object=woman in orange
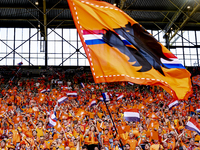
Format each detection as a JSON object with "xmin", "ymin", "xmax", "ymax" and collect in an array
[
  {"xmin": 101, "ymin": 128, "xmax": 111, "ymax": 150},
  {"xmin": 85, "ymin": 125, "xmax": 99, "ymax": 150}
]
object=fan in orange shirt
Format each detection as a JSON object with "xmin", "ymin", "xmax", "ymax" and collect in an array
[
  {"xmin": 148, "ymin": 113, "xmax": 160, "ymax": 130},
  {"xmin": 88, "ymin": 109, "xmax": 95, "ymax": 120},
  {"xmin": 149, "ymin": 128, "xmax": 159, "ymax": 142},
  {"xmin": 126, "ymin": 132, "xmax": 138, "ymax": 150},
  {"xmin": 20, "ymin": 132, "xmax": 35, "ymax": 148},
  {"xmin": 30, "ymin": 118, "xmax": 47, "ymax": 138},
  {"xmin": 166, "ymin": 133, "xmax": 176, "ymax": 150},
  {"xmin": 125, "ymin": 122, "xmax": 139, "ymax": 136},
  {"xmin": 13, "ymin": 112, "xmax": 23, "ymax": 124},
  {"xmin": 101, "ymin": 129, "xmax": 111, "ymax": 150},
  {"xmin": 116, "ymin": 120, "xmax": 126, "ymax": 136},
  {"xmin": 73, "ymin": 126, "xmax": 84, "ymax": 147},
  {"xmin": 6, "ymin": 131, "xmax": 15, "ymax": 148},
  {"xmin": 69, "ymin": 138, "xmax": 80, "ymax": 150},
  {"xmin": 150, "ymin": 139, "xmax": 163, "ymax": 150},
  {"xmin": 19, "ymin": 140, "xmax": 26, "ymax": 150},
  {"xmin": 112, "ymin": 139, "xmax": 122, "ymax": 150},
  {"xmin": 7, "ymin": 124, "xmax": 21, "ymax": 146},
  {"xmin": 85, "ymin": 125, "xmax": 99, "ymax": 150}
]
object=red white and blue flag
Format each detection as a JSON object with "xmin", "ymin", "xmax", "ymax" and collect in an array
[
  {"xmin": 196, "ymin": 108, "xmax": 200, "ymax": 113},
  {"xmin": 185, "ymin": 118, "xmax": 200, "ymax": 135},
  {"xmin": 83, "ymin": 30, "xmax": 106, "ymax": 45},
  {"xmin": 128, "ymin": 82, "xmax": 134, "ymax": 86},
  {"xmin": 161, "ymin": 53, "xmax": 185, "ymax": 69},
  {"xmin": 40, "ymin": 89, "xmax": 46, "ymax": 93},
  {"xmin": 100, "ymin": 96, "xmax": 103, "ymax": 101},
  {"xmin": 17, "ymin": 62, "xmax": 23, "ymax": 66},
  {"xmin": 49, "ymin": 110, "xmax": 57, "ymax": 127},
  {"xmin": 117, "ymin": 93, "xmax": 124, "ymax": 100},
  {"xmin": 67, "ymin": 91, "xmax": 77, "ymax": 97},
  {"xmin": 124, "ymin": 109, "xmax": 140, "ymax": 122},
  {"xmin": 168, "ymin": 99, "xmax": 179, "ymax": 110},
  {"xmin": 89, "ymin": 100, "xmax": 97, "ymax": 107},
  {"xmin": 58, "ymin": 96, "xmax": 68, "ymax": 105},
  {"xmin": 102, "ymin": 92, "xmax": 110, "ymax": 102},
  {"xmin": 81, "ymin": 83, "xmax": 85, "ymax": 88}
]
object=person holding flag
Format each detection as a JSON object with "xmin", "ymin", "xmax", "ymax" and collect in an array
[{"xmin": 29, "ymin": 116, "xmax": 48, "ymax": 138}]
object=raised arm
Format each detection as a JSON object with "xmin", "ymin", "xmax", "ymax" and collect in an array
[
  {"xmin": 29, "ymin": 117, "xmax": 37, "ymax": 129},
  {"xmin": 43, "ymin": 116, "xmax": 49, "ymax": 130}
]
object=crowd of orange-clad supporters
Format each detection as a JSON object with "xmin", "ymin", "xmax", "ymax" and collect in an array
[{"xmin": 0, "ymin": 77, "xmax": 200, "ymax": 150}]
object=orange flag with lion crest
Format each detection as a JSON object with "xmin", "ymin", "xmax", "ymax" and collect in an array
[{"xmin": 68, "ymin": 0, "xmax": 191, "ymax": 99}]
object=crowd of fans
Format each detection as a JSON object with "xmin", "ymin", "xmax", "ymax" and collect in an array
[{"xmin": 0, "ymin": 74, "xmax": 200, "ymax": 150}]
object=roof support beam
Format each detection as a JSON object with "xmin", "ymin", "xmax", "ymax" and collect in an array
[
  {"xmin": 0, "ymin": 31, "xmax": 38, "ymax": 66},
  {"xmin": 170, "ymin": 31, "xmax": 185, "ymax": 46},
  {"xmin": 0, "ymin": 18, "xmax": 73, "ymax": 22},
  {"xmin": 43, "ymin": 0, "xmax": 47, "ymax": 40},
  {"xmin": 1, "ymin": 6, "xmax": 200, "ymax": 13},
  {"xmin": 120, "ymin": 0, "xmax": 126, "ymax": 9},
  {"xmin": 164, "ymin": 0, "xmax": 188, "ymax": 33},
  {"xmin": 0, "ymin": 18, "xmax": 200, "ymax": 26},
  {"xmin": 46, "ymin": 0, "xmax": 62, "ymax": 14},
  {"xmin": 43, "ymin": 0, "xmax": 48, "ymax": 67},
  {"xmin": 0, "ymin": 4, "xmax": 68, "ymax": 10},
  {"xmin": 0, "ymin": 7, "xmax": 196, "ymax": 12},
  {"xmin": 169, "ymin": 3, "xmax": 200, "ymax": 41}
]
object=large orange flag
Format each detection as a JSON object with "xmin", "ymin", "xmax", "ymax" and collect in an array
[{"xmin": 68, "ymin": 0, "xmax": 191, "ymax": 99}]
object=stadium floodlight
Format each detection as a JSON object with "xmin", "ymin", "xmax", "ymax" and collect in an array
[{"xmin": 35, "ymin": 1, "xmax": 39, "ymax": 5}]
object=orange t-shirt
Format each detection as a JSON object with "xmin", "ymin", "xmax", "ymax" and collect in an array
[
  {"xmin": 101, "ymin": 134, "xmax": 110, "ymax": 146},
  {"xmin": 150, "ymin": 144, "xmax": 163, "ymax": 150},
  {"xmin": 167, "ymin": 140, "xmax": 176, "ymax": 150},
  {"xmin": 89, "ymin": 131, "xmax": 98, "ymax": 145},
  {"xmin": 127, "ymin": 139, "xmax": 137, "ymax": 150}
]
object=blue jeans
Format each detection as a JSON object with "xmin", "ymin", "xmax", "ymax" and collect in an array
[{"xmin": 109, "ymin": 139, "xmax": 113, "ymax": 148}]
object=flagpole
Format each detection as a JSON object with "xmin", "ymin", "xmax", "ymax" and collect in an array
[
  {"xmin": 5, "ymin": 68, "xmax": 21, "ymax": 90},
  {"xmin": 101, "ymin": 93, "xmax": 124, "ymax": 148}
]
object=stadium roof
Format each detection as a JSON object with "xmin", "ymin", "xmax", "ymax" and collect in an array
[{"xmin": 0, "ymin": 0, "xmax": 200, "ymax": 39}]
